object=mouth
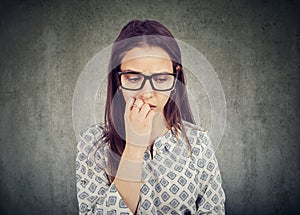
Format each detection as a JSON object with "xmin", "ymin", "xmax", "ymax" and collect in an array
[{"xmin": 148, "ymin": 104, "xmax": 156, "ymax": 110}]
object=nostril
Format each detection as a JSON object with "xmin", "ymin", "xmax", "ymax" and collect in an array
[{"xmin": 140, "ymin": 92, "xmax": 154, "ymax": 100}]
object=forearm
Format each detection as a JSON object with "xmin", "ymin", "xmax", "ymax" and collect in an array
[{"xmin": 114, "ymin": 145, "xmax": 146, "ymax": 214}]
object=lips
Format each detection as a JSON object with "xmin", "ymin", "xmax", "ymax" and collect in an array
[{"xmin": 148, "ymin": 104, "xmax": 156, "ymax": 110}]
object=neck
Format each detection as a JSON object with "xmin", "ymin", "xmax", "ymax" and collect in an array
[{"xmin": 150, "ymin": 113, "xmax": 168, "ymax": 143}]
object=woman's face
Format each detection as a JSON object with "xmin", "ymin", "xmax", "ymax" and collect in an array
[{"xmin": 119, "ymin": 46, "xmax": 173, "ymax": 113}]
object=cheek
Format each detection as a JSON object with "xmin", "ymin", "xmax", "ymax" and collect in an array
[
  {"xmin": 121, "ymin": 90, "xmax": 139, "ymax": 103},
  {"xmin": 158, "ymin": 92, "xmax": 171, "ymax": 106}
]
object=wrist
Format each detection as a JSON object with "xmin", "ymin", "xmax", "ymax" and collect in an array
[{"xmin": 123, "ymin": 144, "xmax": 147, "ymax": 160}]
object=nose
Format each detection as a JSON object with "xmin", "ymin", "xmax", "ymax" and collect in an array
[{"xmin": 139, "ymin": 79, "xmax": 154, "ymax": 98}]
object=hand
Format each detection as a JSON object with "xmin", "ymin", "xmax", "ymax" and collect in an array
[{"xmin": 124, "ymin": 97, "xmax": 156, "ymax": 148}]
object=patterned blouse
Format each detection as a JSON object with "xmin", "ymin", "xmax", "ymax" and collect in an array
[{"xmin": 76, "ymin": 121, "xmax": 225, "ymax": 214}]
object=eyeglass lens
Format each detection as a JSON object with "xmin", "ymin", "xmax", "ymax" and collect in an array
[{"xmin": 120, "ymin": 73, "xmax": 175, "ymax": 90}]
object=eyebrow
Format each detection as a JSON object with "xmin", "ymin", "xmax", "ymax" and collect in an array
[
  {"xmin": 121, "ymin": 69, "xmax": 173, "ymax": 74},
  {"xmin": 121, "ymin": 69, "xmax": 141, "ymax": 74}
]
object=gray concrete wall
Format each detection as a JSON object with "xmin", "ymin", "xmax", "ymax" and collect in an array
[{"xmin": 0, "ymin": 0, "xmax": 299, "ymax": 214}]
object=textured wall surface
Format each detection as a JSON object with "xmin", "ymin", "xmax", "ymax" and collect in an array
[{"xmin": 0, "ymin": 0, "xmax": 299, "ymax": 214}]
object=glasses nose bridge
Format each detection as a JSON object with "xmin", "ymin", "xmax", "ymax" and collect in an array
[{"xmin": 141, "ymin": 75, "xmax": 154, "ymax": 91}]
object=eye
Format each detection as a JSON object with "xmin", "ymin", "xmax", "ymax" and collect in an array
[
  {"xmin": 126, "ymin": 75, "xmax": 143, "ymax": 83},
  {"xmin": 155, "ymin": 78, "xmax": 167, "ymax": 83},
  {"xmin": 153, "ymin": 75, "xmax": 169, "ymax": 83}
]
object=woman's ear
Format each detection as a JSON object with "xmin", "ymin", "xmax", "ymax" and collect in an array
[{"xmin": 176, "ymin": 65, "xmax": 181, "ymax": 72}]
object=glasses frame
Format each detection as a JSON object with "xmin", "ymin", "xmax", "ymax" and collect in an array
[{"xmin": 118, "ymin": 71, "xmax": 177, "ymax": 91}]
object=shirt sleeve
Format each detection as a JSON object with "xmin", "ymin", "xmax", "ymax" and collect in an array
[
  {"xmin": 195, "ymin": 131, "xmax": 226, "ymax": 214},
  {"xmin": 75, "ymin": 126, "xmax": 133, "ymax": 215}
]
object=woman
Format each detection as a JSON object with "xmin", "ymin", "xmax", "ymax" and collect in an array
[{"xmin": 76, "ymin": 20, "xmax": 225, "ymax": 214}]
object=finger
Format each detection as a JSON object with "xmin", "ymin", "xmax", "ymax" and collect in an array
[
  {"xmin": 125, "ymin": 97, "xmax": 136, "ymax": 114},
  {"xmin": 130, "ymin": 98, "xmax": 144, "ymax": 115},
  {"xmin": 139, "ymin": 103, "xmax": 151, "ymax": 119},
  {"xmin": 131, "ymin": 104, "xmax": 141, "ymax": 116},
  {"xmin": 134, "ymin": 98, "xmax": 144, "ymax": 109}
]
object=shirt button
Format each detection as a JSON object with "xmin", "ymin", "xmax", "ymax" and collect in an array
[{"xmin": 144, "ymin": 152, "xmax": 150, "ymax": 160}]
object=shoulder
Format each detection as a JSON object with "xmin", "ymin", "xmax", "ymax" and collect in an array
[
  {"xmin": 182, "ymin": 121, "xmax": 208, "ymax": 141},
  {"xmin": 77, "ymin": 123, "xmax": 107, "ymax": 154},
  {"xmin": 79, "ymin": 123, "xmax": 105, "ymax": 142},
  {"xmin": 181, "ymin": 120, "xmax": 212, "ymax": 151}
]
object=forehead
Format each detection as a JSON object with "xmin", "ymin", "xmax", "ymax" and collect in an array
[{"xmin": 121, "ymin": 46, "xmax": 173, "ymax": 73}]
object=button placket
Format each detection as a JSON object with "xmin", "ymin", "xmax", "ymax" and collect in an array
[
  {"xmin": 162, "ymin": 144, "xmax": 170, "ymax": 155},
  {"xmin": 153, "ymin": 138, "xmax": 163, "ymax": 156},
  {"xmin": 143, "ymin": 151, "xmax": 150, "ymax": 161}
]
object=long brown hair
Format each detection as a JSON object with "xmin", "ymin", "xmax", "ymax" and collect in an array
[{"xmin": 103, "ymin": 20, "xmax": 195, "ymax": 163}]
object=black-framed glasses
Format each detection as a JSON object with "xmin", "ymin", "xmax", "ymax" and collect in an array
[{"xmin": 118, "ymin": 71, "xmax": 177, "ymax": 91}]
